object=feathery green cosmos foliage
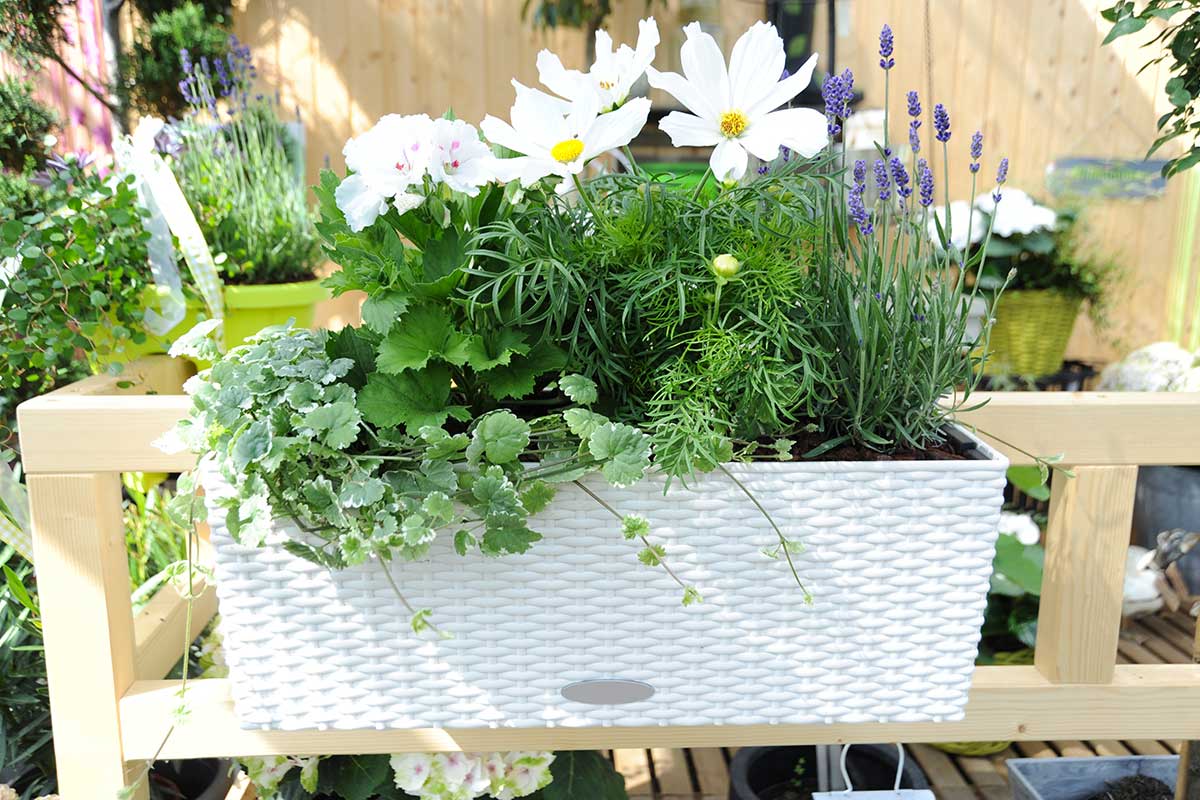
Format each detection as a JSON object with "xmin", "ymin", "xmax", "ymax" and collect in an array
[{"xmin": 179, "ymin": 22, "xmax": 1006, "ymax": 624}]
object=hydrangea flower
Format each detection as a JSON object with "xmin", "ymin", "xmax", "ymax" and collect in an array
[
  {"xmin": 536, "ymin": 17, "xmax": 659, "ymax": 110},
  {"xmin": 646, "ymin": 21, "xmax": 826, "ymax": 182},
  {"xmin": 927, "ymin": 200, "xmax": 984, "ymax": 252},
  {"xmin": 391, "ymin": 751, "xmax": 554, "ymax": 800},
  {"xmin": 998, "ymin": 510, "xmax": 1041, "ymax": 546},
  {"xmin": 481, "ymin": 84, "xmax": 650, "ymax": 190},
  {"xmin": 335, "ymin": 113, "xmax": 434, "ymax": 231},
  {"xmin": 1097, "ymin": 342, "xmax": 1200, "ymax": 392}
]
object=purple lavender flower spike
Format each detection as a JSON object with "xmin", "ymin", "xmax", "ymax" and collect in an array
[
  {"xmin": 873, "ymin": 159, "xmax": 891, "ymax": 202},
  {"xmin": 780, "ymin": 67, "xmax": 790, "ymax": 80},
  {"xmin": 969, "ymin": 131, "xmax": 983, "ymax": 173},
  {"xmin": 879, "ymin": 25, "xmax": 895, "ymax": 70},
  {"xmin": 933, "ymin": 103, "xmax": 951, "ymax": 143},
  {"xmin": 918, "ymin": 160, "xmax": 934, "ymax": 208},
  {"xmin": 757, "ymin": 164, "xmax": 770, "ymax": 175},
  {"xmin": 909, "ymin": 120, "xmax": 921, "ymax": 155},
  {"xmin": 993, "ymin": 157, "xmax": 1009, "ymax": 202},
  {"xmin": 822, "ymin": 73, "xmax": 844, "ymax": 137},
  {"xmin": 840, "ymin": 69, "xmax": 855, "ymax": 119},
  {"xmin": 890, "ymin": 157, "xmax": 912, "ymax": 199},
  {"xmin": 848, "ymin": 187, "xmax": 873, "ymax": 235},
  {"xmin": 907, "ymin": 90, "xmax": 921, "ymax": 120},
  {"xmin": 853, "ymin": 159, "xmax": 867, "ymax": 184}
]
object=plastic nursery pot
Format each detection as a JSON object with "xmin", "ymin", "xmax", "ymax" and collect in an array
[
  {"xmin": 221, "ymin": 277, "xmax": 329, "ymax": 349},
  {"xmin": 931, "ymin": 649, "xmax": 1035, "ymax": 756},
  {"xmin": 641, "ymin": 160, "xmax": 709, "ymax": 189},
  {"xmin": 150, "ymin": 757, "xmax": 237, "ymax": 800},
  {"xmin": 983, "ymin": 289, "xmax": 1084, "ymax": 377},
  {"xmin": 728, "ymin": 745, "xmax": 931, "ymax": 800},
  {"xmin": 1007, "ymin": 755, "xmax": 1177, "ymax": 800}
]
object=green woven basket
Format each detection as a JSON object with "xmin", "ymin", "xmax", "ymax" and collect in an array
[
  {"xmin": 983, "ymin": 290, "xmax": 1083, "ymax": 377},
  {"xmin": 930, "ymin": 649, "xmax": 1036, "ymax": 756}
]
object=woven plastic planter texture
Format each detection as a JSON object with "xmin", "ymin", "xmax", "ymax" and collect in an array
[{"xmin": 203, "ymin": 427, "xmax": 1007, "ymax": 731}]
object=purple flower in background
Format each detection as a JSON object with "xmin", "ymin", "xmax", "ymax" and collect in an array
[
  {"xmin": 890, "ymin": 156, "xmax": 912, "ymax": 199},
  {"xmin": 839, "ymin": 68, "xmax": 855, "ymax": 119},
  {"xmin": 993, "ymin": 157, "xmax": 1009, "ymax": 202},
  {"xmin": 180, "ymin": 48, "xmax": 193, "ymax": 75},
  {"xmin": 933, "ymin": 103, "xmax": 951, "ymax": 143},
  {"xmin": 853, "ymin": 159, "xmax": 867, "ymax": 184},
  {"xmin": 822, "ymin": 73, "xmax": 844, "ymax": 136},
  {"xmin": 757, "ymin": 164, "xmax": 770, "ymax": 175},
  {"xmin": 918, "ymin": 158, "xmax": 934, "ymax": 207},
  {"xmin": 780, "ymin": 67, "xmax": 790, "ymax": 81},
  {"xmin": 873, "ymin": 159, "xmax": 891, "ymax": 202},
  {"xmin": 879, "ymin": 24, "xmax": 895, "ymax": 70},
  {"xmin": 849, "ymin": 159, "xmax": 873, "ymax": 234},
  {"xmin": 907, "ymin": 90, "xmax": 921, "ymax": 120},
  {"xmin": 969, "ymin": 130, "xmax": 983, "ymax": 173},
  {"xmin": 154, "ymin": 124, "xmax": 183, "ymax": 157},
  {"xmin": 909, "ymin": 120, "xmax": 921, "ymax": 155}
]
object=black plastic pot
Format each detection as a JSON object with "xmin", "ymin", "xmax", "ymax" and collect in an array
[
  {"xmin": 149, "ymin": 758, "xmax": 236, "ymax": 800},
  {"xmin": 728, "ymin": 745, "xmax": 930, "ymax": 800},
  {"xmin": 1133, "ymin": 465, "xmax": 1200, "ymax": 592}
]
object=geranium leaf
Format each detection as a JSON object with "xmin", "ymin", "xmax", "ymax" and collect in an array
[
  {"xmin": 418, "ymin": 425, "xmax": 470, "ymax": 459},
  {"xmin": 481, "ymin": 519, "xmax": 542, "ymax": 556},
  {"xmin": 481, "ymin": 342, "xmax": 567, "ymax": 399},
  {"xmin": 463, "ymin": 329, "xmax": 530, "ymax": 371},
  {"xmin": 301, "ymin": 401, "xmax": 361, "ymax": 449},
  {"xmin": 562, "ymin": 408, "xmax": 609, "ymax": 440},
  {"xmin": 588, "ymin": 422, "xmax": 652, "ymax": 487},
  {"xmin": 377, "ymin": 305, "xmax": 471, "ymax": 373},
  {"xmin": 540, "ymin": 751, "xmax": 627, "ymax": 800},
  {"xmin": 316, "ymin": 755, "xmax": 393, "ymax": 800},
  {"xmin": 360, "ymin": 291, "xmax": 410, "ymax": 336},
  {"xmin": 521, "ymin": 480, "xmax": 557, "ymax": 514},
  {"xmin": 357, "ymin": 365, "xmax": 453, "ymax": 433}
]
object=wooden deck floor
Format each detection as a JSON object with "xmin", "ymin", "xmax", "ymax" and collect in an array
[{"xmin": 611, "ymin": 609, "xmax": 1196, "ymax": 800}]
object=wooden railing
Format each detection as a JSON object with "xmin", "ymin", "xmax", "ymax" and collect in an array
[{"xmin": 16, "ymin": 356, "xmax": 1200, "ymax": 798}]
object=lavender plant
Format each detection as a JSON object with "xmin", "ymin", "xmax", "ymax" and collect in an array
[{"xmin": 168, "ymin": 37, "xmax": 320, "ymax": 286}]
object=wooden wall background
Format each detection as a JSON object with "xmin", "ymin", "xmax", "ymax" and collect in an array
[{"xmin": 234, "ymin": 0, "xmax": 1197, "ymax": 362}]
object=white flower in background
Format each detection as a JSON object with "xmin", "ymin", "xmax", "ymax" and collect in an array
[
  {"xmin": 480, "ymin": 85, "xmax": 650, "ymax": 188},
  {"xmin": 428, "ymin": 118, "xmax": 499, "ymax": 196},
  {"xmin": 974, "ymin": 188, "xmax": 1057, "ymax": 237},
  {"xmin": 998, "ymin": 510, "xmax": 1041, "ymax": 546},
  {"xmin": 336, "ymin": 113, "xmax": 434, "ymax": 232},
  {"xmin": 645, "ymin": 21, "xmax": 826, "ymax": 182},
  {"xmin": 241, "ymin": 755, "xmax": 300, "ymax": 795},
  {"xmin": 1097, "ymin": 341, "xmax": 1200, "ymax": 392},
  {"xmin": 392, "ymin": 752, "xmax": 437, "ymax": 793},
  {"xmin": 537, "ymin": 17, "xmax": 660, "ymax": 109},
  {"xmin": 1177, "ymin": 367, "xmax": 1200, "ymax": 391},
  {"xmin": 0, "ymin": 786, "xmax": 18, "ymax": 800},
  {"xmin": 927, "ymin": 200, "xmax": 986, "ymax": 252}
]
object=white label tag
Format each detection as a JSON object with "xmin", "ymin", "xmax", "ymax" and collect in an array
[{"xmin": 814, "ymin": 791, "xmax": 935, "ymax": 799}]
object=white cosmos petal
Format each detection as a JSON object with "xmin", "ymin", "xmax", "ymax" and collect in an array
[
  {"xmin": 594, "ymin": 29, "xmax": 615, "ymax": 64},
  {"xmin": 646, "ymin": 66, "xmax": 717, "ymax": 121},
  {"xmin": 335, "ymin": 173, "xmax": 388, "ymax": 232},
  {"xmin": 480, "ymin": 115, "xmax": 549, "ymax": 160},
  {"xmin": 728, "ymin": 21, "xmax": 786, "ymax": 117},
  {"xmin": 511, "ymin": 82, "xmax": 572, "ymax": 146},
  {"xmin": 747, "ymin": 52, "xmax": 819, "ymax": 118},
  {"xmin": 680, "ymin": 22, "xmax": 730, "ymax": 112},
  {"xmin": 564, "ymin": 89, "xmax": 601, "ymax": 141},
  {"xmin": 618, "ymin": 17, "xmax": 660, "ymax": 102},
  {"xmin": 535, "ymin": 50, "xmax": 587, "ymax": 103},
  {"xmin": 711, "ymin": 138, "xmax": 748, "ymax": 182},
  {"xmin": 658, "ymin": 110, "xmax": 722, "ymax": 147},
  {"xmin": 582, "ymin": 97, "xmax": 651, "ymax": 160},
  {"xmin": 490, "ymin": 155, "xmax": 568, "ymax": 187},
  {"xmin": 770, "ymin": 107, "xmax": 830, "ymax": 158}
]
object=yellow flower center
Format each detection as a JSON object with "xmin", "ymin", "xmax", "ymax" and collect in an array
[
  {"xmin": 550, "ymin": 138, "xmax": 585, "ymax": 163},
  {"xmin": 598, "ymin": 79, "xmax": 615, "ymax": 90},
  {"xmin": 719, "ymin": 110, "xmax": 748, "ymax": 138}
]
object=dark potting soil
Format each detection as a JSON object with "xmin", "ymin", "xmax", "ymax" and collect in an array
[
  {"xmin": 1084, "ymin": 775, "xmax": 1174, "ymax": 800},
  {"xmin": 759, "ymin": 784, "xmax": 813, "ymax": 800},
  {"xmin": 745, "ymin": 425, "xmax": 977, "ymax": 463}
]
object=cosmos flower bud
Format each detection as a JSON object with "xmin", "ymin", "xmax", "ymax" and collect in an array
[{"xmin": 711, "ymin": 253, "xmax": 741, "ymax": 280}]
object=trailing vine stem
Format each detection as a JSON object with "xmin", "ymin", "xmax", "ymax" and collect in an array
[
  {"xmin": 571, "ymin": 479, "xmax": 688, "ymax": 591},
  {"xmin": 956, "ymin": 423, "xmax": 1075, "ymax": 481},
  {"xmin": 717, "ymin": 464, "xmax": 812, "ymax": 603},
  {"xmin": 375, "ymin": 556, "xmax": 449, "ymax": 639}
]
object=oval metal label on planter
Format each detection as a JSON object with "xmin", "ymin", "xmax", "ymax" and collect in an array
[{"xmin": 560, "ymin": 679, "xmax": 655, "ymax": 705}]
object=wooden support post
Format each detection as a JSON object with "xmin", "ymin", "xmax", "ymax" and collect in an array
[
  {"xmin": 1177, "ymin": 621, "xmax": 1200, "ymax": 800},
  {"xmin": 1035, "ymin": 465, "xmax": 1138, "ymax": 684},
  {"xmin": 28, "ymin": 472, "xmax": 148, "ymax": 799}
]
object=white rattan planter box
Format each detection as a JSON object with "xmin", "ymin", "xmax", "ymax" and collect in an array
[{"xmin": 202, "ymin": 427, "xmax": 1008, "ymax": 731}]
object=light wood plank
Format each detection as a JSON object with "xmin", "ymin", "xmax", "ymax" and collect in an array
[
  {"xmin": 1036, "ymin": 466, "xmax": 1138, "ymax": 683},
  {"xmin": 133, "ymin": 570, "xmax": 218, "ymax": 680},
  {"xmin": 689, "ymin": 747, "xmax": 729, "ymax": 799},
  {"xmin": 225, "ymin": 771, "xmax": 256, "ymax": 800},
  {"xmin": 118, "ymin": 665, "xmax": 1200, "ymax": 760},
  {"xmin": 650, "ymin": 747, "xmax": 694, "ymax": 797},
  {"xmin": 613, "ymin": 749, "xmax": 653, "ymax": 798},
  {"xmin": 19, "ymin": 391, "xmax": 1200, "ymax": 474},
  {"xmin": 30, "ymin": 473, "xmax": 147, "ymax": 798}
]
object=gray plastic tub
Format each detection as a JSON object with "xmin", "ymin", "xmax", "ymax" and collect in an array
[{"xmin": 1007, "ymin": 755, "xmax": 1178, "ymax": 800}]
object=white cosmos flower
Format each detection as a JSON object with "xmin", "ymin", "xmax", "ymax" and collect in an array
[
  {"xmin": 336, "ymin": 113, "xmax": 434, "ymax": 231},
  {"xmin": 927, "ymin": 200, "xmax": 986, "ymax": 252},
  {"xmin": 645, "ymin": 21, "xmax": 826, "ymax": 182},
  {"xmin": 974, "ymin": 188, "xmax": 1057, "ymax": 237},
  {"xmin": 536, "ymin": 17, "xmax": 660, "ymax": 109},
  {"xmin": 428, "ymin": 118, "xmax": 498, "ymax": 196},
  {"xmin": 480, "ymin": 83, "xmax": 650, "ymax": 188}
]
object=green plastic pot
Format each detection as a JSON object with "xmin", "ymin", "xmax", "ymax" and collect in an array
[
  {"xmin": 221, "ymin": 278, "xmax": 329, "ymax": 348},
  {"xmin": 640, "ymin": 161, "xmax": 709, "ymax": 189},
  {"xmin": 85, "ymin": 286, "xmax": 204, "ymax": 374}
]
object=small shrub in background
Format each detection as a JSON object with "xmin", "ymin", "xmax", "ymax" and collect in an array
[
  {"xmin": 0, "ymin": 78, "xmax": 57, "ymax": 172},
  {"xmin": 115, "ymin": 0, "xmax": 232, "ymax": 119}
]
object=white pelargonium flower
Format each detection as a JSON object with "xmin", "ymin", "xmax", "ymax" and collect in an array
[
  {"xmin": 537, "ymin": 17, "xmax": 660, "ymax": 109},
  {"xmin": 391, "ymin": 752, "xmax": 552, "ymax": 800},
  {"xmin": 428, "ymin": 118, "xmax": 499, "ymax": 196},
  {"xmin": 927, "ymin": 200, "xmax": 986, "ymax": 252},
  {"xmin": 998, "ymin": 511, "xmax": 1041, "ymax": 546},
  {"xmin": 480, "ymin": 84, "xmax": 650, "ymax": 188},
  {"xmin": 974, "ymin": 188, "xmax": 1057, "ymax": 238},
  {"xmin": 646, "ymin": 21, "xmax": 826, "ymax": 182},
  {"xmin": 336, "ymin": 113, "xmax": 434, "ymax": 232},
  {"xmin": 392, "ymin": 752, "xmax": 436, "ymax": 793}
]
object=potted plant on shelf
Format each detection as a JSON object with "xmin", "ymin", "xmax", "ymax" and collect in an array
[
  {"xmin": 935, "ymin": 190, "xmax": 1119, "ymax": 377},
  {"xmin": 161, "ymin": 39, "xmax": 325, "ymax": 349},
  {"xmin": 165, "ymin": 19, "xmax": 1030, "ymax": 733}
]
